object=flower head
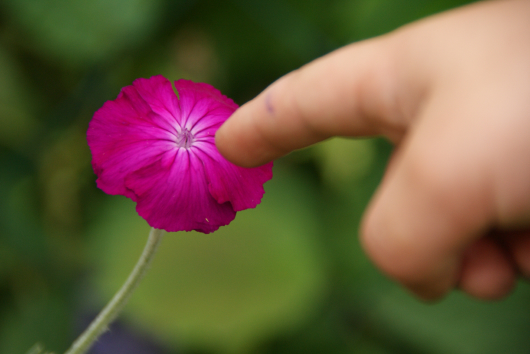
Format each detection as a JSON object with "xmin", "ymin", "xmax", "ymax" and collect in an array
[{"xmin": 87, "ymin": 75, "xmax": 273, "ymax": 233}]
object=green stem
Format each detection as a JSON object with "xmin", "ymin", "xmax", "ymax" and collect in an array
[{"xmin": 64, "ymin": 227, "xmax": 165, "ymax": 354}]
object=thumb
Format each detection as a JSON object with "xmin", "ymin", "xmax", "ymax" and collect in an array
[{"xmin": 215, "ymin": 37, "xmax": 407, "ymax": 167}]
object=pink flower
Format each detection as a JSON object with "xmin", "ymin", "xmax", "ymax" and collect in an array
[{"xmin": 87, "ymin": 75, "xmax": 273, "ymax": 233}]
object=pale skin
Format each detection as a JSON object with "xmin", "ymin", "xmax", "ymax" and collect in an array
[{"xmin": 215, "ymin": 0, "xmax": 530, "ymax": 301}]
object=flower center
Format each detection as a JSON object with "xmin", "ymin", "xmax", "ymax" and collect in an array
[{"xmin": 176, "ymin": 128, "xmax": 195, "ymax": 149}]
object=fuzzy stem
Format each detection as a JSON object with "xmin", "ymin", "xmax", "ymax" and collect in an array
[{"xmin": 64, "ymin": 227, "xmax": 165, "ymax": 354}]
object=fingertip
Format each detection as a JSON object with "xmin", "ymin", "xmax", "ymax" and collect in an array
[
  {"xmin": 360, "ymin": 202, "xmax": 458, "ymax": 301},
  {"xmin": 215, "ymin": 103, "xmax": 275, "ymax": 168},
  {"xmin": 458, "ymin": 238, "xmax": 516, "ymax": 300},
  {"xmin": 215, "ymin": 109, "xmax": 248, "ymax": 166}
]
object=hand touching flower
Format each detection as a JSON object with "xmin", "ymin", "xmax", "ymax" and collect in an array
[
  {"xmin": 216, "ymin": 0, "xmax": 530, "ymax": 300},
  {"xmin": 88, "ymin": 75, "xmax": 272, "ymax": 233}
]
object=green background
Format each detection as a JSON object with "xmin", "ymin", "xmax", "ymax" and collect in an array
[{"xmin": 1, "ymin": 0, "xmax": 529, "ymax": 353}]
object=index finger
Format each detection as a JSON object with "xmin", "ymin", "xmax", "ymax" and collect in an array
[{"xmin": 215, "ymin": 37, "xmax": 406, "ymax": 167}]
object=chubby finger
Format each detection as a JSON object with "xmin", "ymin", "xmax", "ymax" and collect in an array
[
  {"xmin": 216, "ymin": 37, "xmax": 407, "ymax": 167},
  {"xmin": 360, "ymin": 92, "xmax": 500, "ymax": 300}
]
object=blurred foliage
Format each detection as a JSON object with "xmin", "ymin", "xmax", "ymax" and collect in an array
[
  {"xmin": 1, "ymin": 0, "xmax": 529, "ymax": 354},
  {"xmin": 89, "ymin": 163, "xmax": 327, "ymax": 354}
]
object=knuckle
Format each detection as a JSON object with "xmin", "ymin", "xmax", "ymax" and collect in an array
[
  {"xmin": 360, "ymin": 146, "xmax": 465, "ymax": 296},
  {"xmin": 361, "ymin": 208, "xmax": 432, "ymax": 287}
]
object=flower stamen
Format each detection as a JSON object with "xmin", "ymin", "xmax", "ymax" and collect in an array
[{"xmin": 176, "ymin": 128, "xmax": 195, "ymax": 149}]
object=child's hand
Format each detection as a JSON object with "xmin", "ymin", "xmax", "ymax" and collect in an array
[{"xmin": 216, "ymin": 0, "xmax": 530, "ymax": 300}]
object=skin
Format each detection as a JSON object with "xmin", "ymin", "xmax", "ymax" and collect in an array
[{"xmin": 215, "ymin": 0, "xmax": 530, "ymax": 301}]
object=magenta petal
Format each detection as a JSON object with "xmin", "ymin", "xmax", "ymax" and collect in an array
[
  {"xmin": 193, "ymin": 142, "xmax": 273, "ymax": 211},
  {"xmin": 133, "ymin": 75, "xmax": 181, "ymax": 133},
  {"xmin": 87, "ymin": 75, "xmax": 273, "ymax": 233},
  {"xmin": 174, "ymin": 79, "xmax": 238, "ymax": 133},
  {"xmin": 87, "ymin": 84, "xmax": 176, "ymax": 199},
  {"xmin": 126, "ymin": 149, "xmax": 236, "ymax": 233}
]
